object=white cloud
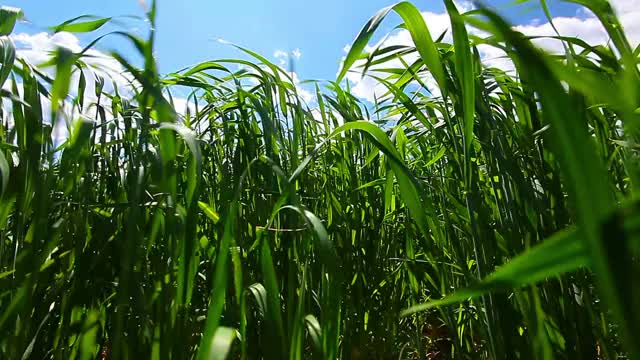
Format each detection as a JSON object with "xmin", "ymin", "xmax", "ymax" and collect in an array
[
  {"xmin": 343, "ymin": 0, "xmax": 640, "ymax": 103},
  {"xmin": 5, "ymin": 31, "xmax": 204, "ymax": 148},
  {"xmin": 169, "ymin": 95, "xmax": 196, "ymax": 117},
  {"xmin": 310, "ymin": 106, "xmax": 345, "ymax": 130},
  {"xmin": 288, "ymin": 71, "xmax": 314, "ymax": 104},
  {"xmin": 273, "ymin": 48, "xmax": 303, "ymax": 66},
  {"xmin": 11, "ymin": 31, "xmax": 133, "ymax": 96},
  {"xmin": 274, "ymin": 49, "xmax": 289, "ymax": 67},
  {"xmin": 271, "ymin": 49, "xmax": 314, "ymax": 104},
  {"xmin": 341, "ymin": 8, "xmax": 454, "ymax": 102},
  {"xmin": 7, "ymin": 31, "xmax": 136, "ymax": 146},
  {"xmin": 292, "ymin": 48, "xmax": 302, "ymax": 60}
]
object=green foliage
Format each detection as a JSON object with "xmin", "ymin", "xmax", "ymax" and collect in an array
[{"xmin": 1, "ymin": 1, "xmax": 639, "ymax": 359}]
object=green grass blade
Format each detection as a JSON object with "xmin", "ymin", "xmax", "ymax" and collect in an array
[
  {"xmin": 401, "ymin": 227, "xmax": 587, "ymax": 316},
  {"xmin": 338, "ymin": 1, "xmax": 446, "ymax": 96},
  {"xmin": 0, "ymin": 6, "xmax": 22, "ymax": 35},
  {"xmin": 51, "ymin": 15, "xmax": 112, "ymax": 33}
]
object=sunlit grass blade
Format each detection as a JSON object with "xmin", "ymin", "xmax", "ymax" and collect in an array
[
  {"xmin": 401, "ymin": 227, "xmax": 587, "ymax": 316},
  {"xmin": 338, "ymin": 1, "xmax": 446, "ymax": 96}
]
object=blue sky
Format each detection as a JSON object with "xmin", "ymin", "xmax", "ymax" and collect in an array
[{"xmin": 10, "ymin": 0, "xmax": 585, "ymax": 81}]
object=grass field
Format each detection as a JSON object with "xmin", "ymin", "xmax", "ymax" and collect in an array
[{"xmin": 1, "ymin": 0, "xmax": 640, "ymax": 358}]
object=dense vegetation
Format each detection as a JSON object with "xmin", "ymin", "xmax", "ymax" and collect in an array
[{"xmin": 1, "ymin": 0, "xmax": 640, "ymax": 358}]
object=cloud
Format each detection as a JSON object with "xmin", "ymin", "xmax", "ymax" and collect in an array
[
  {"xmin": 11, "ymin": 31, "xmax": 133, "ymax": 96},
  {"xmin": 5, "ymin": 31, "xmax": 204, "ymax": 148},
  {"xmin": 291, "ymin": 48, "xmax": 302, "ymax": 60},
  {"xmin": 274, "ymin": 48, "xmax": 302, "ymax": 65},
  {"xmin": 341, "ymin": 8, "xmax": 455, "ymax": 102},
  {"xmin": 272, "ymin": 48, "xmax": 314, "ymax": 104},
  {"xmin": 343, "ymin": 0, "xmax": 640, "ymax": 103},
  {"xmin": 273, "ymin": 49, "xmax": 289, "ymax": 67},
  {"xmin": 7, "ymin": 31, "xmax": 135, "ymax": 145},
  {"xmin": 310, "ymin": 106, "xmax": 345, "ymax": 130},
  {"xmin": 168, "ymin": 95, "xmax": 197, "ymax": 118},
  {"xmin": 290, "ymin": 72, "xmax": 314, "ymax": 104}
]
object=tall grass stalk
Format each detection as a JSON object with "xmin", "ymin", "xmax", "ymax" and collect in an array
[{"xmin": 1, "ymin": 0, "xmax": 639, "ymax": 358}]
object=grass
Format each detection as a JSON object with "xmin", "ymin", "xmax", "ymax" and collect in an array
[{"xmin": 1, "ymin": 0, "xmax": 640, "ymax": 358}]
